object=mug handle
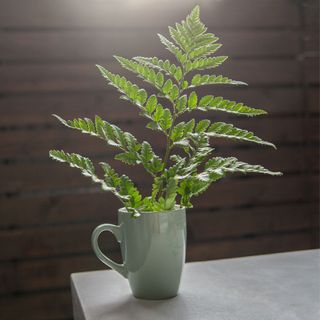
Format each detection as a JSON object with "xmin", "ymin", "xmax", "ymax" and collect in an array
[{"xmin": 91, "ymin": 224, "xmax": 128, "ymax": 278}]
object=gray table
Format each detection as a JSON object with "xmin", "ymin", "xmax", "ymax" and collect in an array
[{"xmin": 71, "ymin": 250, "xmax": 320, "ymax": 320}]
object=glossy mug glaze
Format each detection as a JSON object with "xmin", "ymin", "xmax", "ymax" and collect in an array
[{"xmin": 91, "ymin": 207, "xmax": 186, "ymax": 300}]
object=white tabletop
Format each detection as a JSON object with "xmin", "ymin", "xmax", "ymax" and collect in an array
[{"xmin": 71, "ymin": 250, "xmax": 320, "ymax": 320}]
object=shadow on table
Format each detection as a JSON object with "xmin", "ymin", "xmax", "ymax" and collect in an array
[{"xmin": 95, "ymin": 292, "xmax": 207, "ymax": 320}]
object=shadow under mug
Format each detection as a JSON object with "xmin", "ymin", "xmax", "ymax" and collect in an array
[{"xmin": 91, "ymin": 207, "xmax": 186, "ymax": 300}]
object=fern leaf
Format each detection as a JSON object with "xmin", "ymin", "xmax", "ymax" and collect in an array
[
  {"xmin": 100, "ymin": 162, "xmax": 143, "ymax": 215},
  {"xmin": 205, "ymin": 157, "xmax": 282, "ymax": 177},
  {"xmin": 114, "ymin": 152, "xmax": 139, "ymax": 165},
  {"xmin": 168, "ymin": 6, "xmax": 207, "ymax": 53},
  {"xmin": 96, "ymin": 64, "xmax": 150, "ymax": 108},
  {"xmin": 145, "ymin": 104, "xmax": 173, "ymax": 134},
  {"xmin": 188, "ymin": 56, "xmax": 228, "ymax": 72},
  {"xmin": 49, "ymin": 150, "xmax": 112, "ymax": 191},
  {"xmin": 160, "ymin": 109, "xmax": 173, "ymax": 130},
  {"xmin": 171, "ymin": 122, "xmax": 186, "ymax": 142},
  {"xmin": 189, "ymin": 43, "xmax": 222, "ymax": 60},
  {"xmin": 178, "ymin": 155, "xmax": 282, "ymax": 206},
  {"xmin": 157, "ymin": 33, "xmax": 187, "ymax": 64},
  {"xmin": 185, "ymin": 5, "xmax": 206, "ymax": 39},
  {"xmin": 50, "ymin": 5, "xmax": 282, "ymax": 212},
  {"xmin": 187, "ymin": 134, "xmax": 212, "ymax": 168},
  {"xmin": 140, "ymin": 141, "xmax": 164, "ymax": 175},
  {"xmin": 145, "ymin": 94, "xmax": 158, "ymax": 113},
  {"xmin": 162, "ymin": 177, "xmax": 177, "ymax": 210},
  {"xmin": 118, "ymin": 175, "xmax": 143, "ymax": 209},
  {"xmin": 53, "ymin": 114, "xmax": 141, "ymax": 154},
  {"xmin": 169, "ymin": 24, "xmax": 192, "ymax": 53},
  {"xmin": 114, "ymin": 56, "xmax": 166, "ymax": 90},
  {"xmin": 198, "ymin": 95, "xmax": 267, "ymax": 116},
  {"xmin": 53, "ymin": 115, "xmax": 163, "ymax": 173},
  {"xmin": 206, "ymin": 122, "xmax": 276, "ymax": 148},
  {"xmin": 177, "ymin": 176, "xmax": 210, "ymax": 208},
  {"xmin": 114, "ymin": 56, "xmax": 182, "ymax": 103},
  {"xmin": 190, "ymin": 74, "xmax": 247, "ymax": 88},
  {"xmin": 167, "ymin": 5, "xmax": 220, "ymax": 63},
  {"xmin": 188, "ymin": 91, "xmax": 198, "ymax": 109},
  {"xmin": 134, "ymin": 56, "xmax": 183, "ymax": 83},
  {"xmin": 100, "ymin": 162, "xmax": 121, "ymax": 189},
  {"xmin": 176, "ymin": 94, "xmax": 188, "ymax": 114},
  {"xmin": 195, "ymin": 119, "xmax": 211, "ymax": 133}
]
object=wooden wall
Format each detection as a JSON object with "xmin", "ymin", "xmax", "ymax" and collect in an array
[{"xmin": 0, "ymin": 0, "xmax": 319, "ymax": 319}]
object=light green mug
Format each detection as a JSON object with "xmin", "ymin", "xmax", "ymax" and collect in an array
[{"xmin": 91, "ymin": 207, "xmax": 186, "ymax": 300}]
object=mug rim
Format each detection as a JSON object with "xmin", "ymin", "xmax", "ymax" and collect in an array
[{"xmin": 118, "ymin": 205, "xmax": 186, "ymax": 215}]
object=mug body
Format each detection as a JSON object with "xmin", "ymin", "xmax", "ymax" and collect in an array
[{"xmin": 118, "ymin": 207, "xmax": 186, "ymax": 299}]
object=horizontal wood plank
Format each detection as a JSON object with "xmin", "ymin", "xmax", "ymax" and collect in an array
[
  {"xmin": 187, "ymin": 230, "xmax": 318, "ymax": 261},
  {"xmin": 0, "ymin": 223, "xmax": 104, "ymax": 262},
  {"xmin": 0, "ymin": 192, "xmax": 122, "ymax": 229},
  {"xmin": 188, "ymin": 203, "xmax": 319, "ymax": 241},
  {"xmin": 0, "ymin": 0, "xmax": 300, "ymax": 29},
  {"xmin": 0, "ymin": 253, "xmax": 121, "ymax": 295},
  {"xmin": 303, "ymin": 0, "xmax": 319, "ymax": 29},
  {"xmin": 192, "ymin": 174, "xmax": 318, "ymax": 209},
  {"xmin": 0, "ymin": 291, "xmax": 72, "ymax": 320},
  {"xmin": 303, "ymin": 57, "xmax": 319, "ymax": 84}
]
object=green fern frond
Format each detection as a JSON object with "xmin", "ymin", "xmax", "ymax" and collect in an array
[
  {"xmin": 171, "ymin": 119, "xmax": 275, "ymax": 149},
  {"xmin": 157, "ymin": 33, "xmax": 187, "ymax": 64},
  {"xmin": 190, "ymin": 74, "xmax": 247, "ymax": 88},
  {"xmin": 206, "ymin": 122, "xmax": 276, "ymax": 148},
  {"xmin": 166, "ymin": 5, "xmax": 222, "ymax": 72},
  {"xmin": 205, "ymin": 157, "xmax": 282, "ymax": 177},
  {"xmin": 49, "ymin": 150, "xmax": 112, "ymax": 191},
  {"xmin": 178, "ymin": 155, "xmax": 282, "ymax": 207},
  {"xmin": 133, "ymin": 56, "xmax": 183, "ymax": 82},
  {"xmin": 96, "ymin": 64, "xmax": 149, "ymax": 107},
  {"xmin": 50, "ymin": 5, "xmax": 282, "ymax": 213},
  {"xmin": 188, "ymin": 56, "xmax": 228, "ymax": 72},
  {"xmin": 100, "ymin": 162, "xmax": 143, "ymax": 216},
  {"xmin": 53, "ymin": 114, "xmax": 141, "ymax": 153},
  {"xmin": 189, "ymin": 43, "xmax": 222, "ymax": 60},
  {"xmin": 53, "ymin": 115, "xmax": 163, "ymax": 175},
  {"xmin": 114, "ymin": 56, "xmax": 166, "ymax": 90},
  {"xmin": 198, "ymin": 95, "xmax": 267, "ymax": 116}
]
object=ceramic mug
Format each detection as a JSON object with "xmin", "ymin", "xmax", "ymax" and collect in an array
[{"xmin": 91, "ymin": 207, "xmax": 186, "ymax": 299}]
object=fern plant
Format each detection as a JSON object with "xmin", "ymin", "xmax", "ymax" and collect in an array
[{"xmin": 49, "ymin": 6, "xmax": 282, "ymax": 217}]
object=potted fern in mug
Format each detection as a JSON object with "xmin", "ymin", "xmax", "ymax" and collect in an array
[{"xmin": 49, "ymin": 6, "xmax": 281, "ymax": 299}]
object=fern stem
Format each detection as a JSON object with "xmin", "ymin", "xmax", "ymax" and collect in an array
[{"xmin": 157, "ymin": 68, "xmax": 187, "ymax": 199}]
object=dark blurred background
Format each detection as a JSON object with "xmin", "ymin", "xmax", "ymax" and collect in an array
[{"xmin": 0, "ymin": 0, "xmax": 319, "ymax": 319}]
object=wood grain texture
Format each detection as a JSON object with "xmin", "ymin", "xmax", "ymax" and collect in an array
[
  {"xmin": 0, "ymin": 0, "xmax": 300, "ymax": 28},
  {"xmin": 0, "ymin": 0, "xmax": 318, "ymax": 319}
]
